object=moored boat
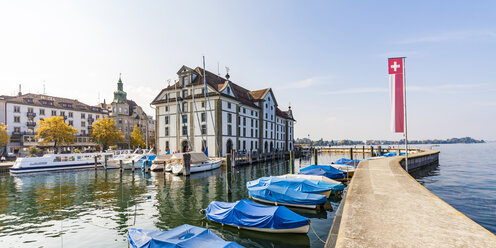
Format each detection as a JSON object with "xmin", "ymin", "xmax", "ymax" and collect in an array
[
  {"xmin": 10, "ymin": 152, "xmax": 112, "ymax": 174},
  {"xmin": 299, "ymin": 165, "xmax": 348, "ymax": 181},
  {"xmin": 204, "ymin": 199, "xmax": 310, "ymax": 234},
  {"xmin": 247, "ymin": 177, "xmax": 343, "ymax": 198},
  {"xmin": 127, "ymin": 224, "xmax": 243, "ymax": 248},
  {"xmin": 170, "ymin": 152, "xmax": 221, "ymax": 175},
  {"xmin": 329, "ymin": 164, "xmax": 356, "ymax": 177},
  {"xmin": 275, "ymin": 174, "xmax": 341, "ymax": 185},
  {"xmin": 247, "ymin": 183, "xmax": 327, "ymax": 209}
]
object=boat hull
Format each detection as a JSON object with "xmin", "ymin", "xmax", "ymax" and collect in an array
[
  {"xmin": 172, "ymin": 160, "xmax": 221, "ymax": 175},
  {"xmin": 250, "ymin": 196, "xmax": 319, "ymax": 209},
  {"xmin": 216, "ymin": 221, "xmax": 310, "ymax": 234},
  {"xmin": 10, "ymin": 162, "xmax": 102, "ymax": 174}
]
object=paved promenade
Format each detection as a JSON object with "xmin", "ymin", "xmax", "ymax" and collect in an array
[{"xmin": 333, "ymin": 151, "xmax": 496, "ymax": 247}]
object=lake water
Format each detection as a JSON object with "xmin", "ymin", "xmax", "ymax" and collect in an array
[{"xmin": 1, "ymin": 143, "xmax": 494, "ymax": 247}]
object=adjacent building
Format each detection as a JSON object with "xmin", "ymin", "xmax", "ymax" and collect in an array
[
  {"xmin": 151, "ymin": 65, "xmax": 295, "ymax": 157},
  {"xmin": 0, "ymin": 92, "xmax": 108, "ymax": 154},
  {"xmin": 98, "ymin": 75, "xmax": 155, "ymax": 149}
]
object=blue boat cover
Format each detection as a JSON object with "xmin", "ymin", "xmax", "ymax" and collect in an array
[
  {"xmin": 247, "ymin": 183, "xmax": 327, "ymax": 206},
  {"xmin": 299, "ymin": 165, "xmax": 347, "ymax": 179},
  {"xmin": 247, "ymin": 177, "xmax": 342, "ymax": 194},
  {"xmin": 128, "ymin": 224, "xmax": 243, "ymax": 248},
  {"xmin": 334, "ymin": 158, "xmax": 360, "ymax": 166},
  {"xmin": 205, "ymin": 199, "xmax": 309, "ymax": 230}
]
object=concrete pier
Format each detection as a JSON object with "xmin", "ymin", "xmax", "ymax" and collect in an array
[{"xmin": 329, "ymin": 150, "xmax": 496, "ymax": 247}]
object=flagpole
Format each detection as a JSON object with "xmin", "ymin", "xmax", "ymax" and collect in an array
[{"xmin": 403, "ymin": 57, "xmax": 408, "ymax": 172}]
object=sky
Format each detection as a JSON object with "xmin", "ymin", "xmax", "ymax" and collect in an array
[{"xmin": 1, "ymin": 0, "xmax": 495, "ymax": 141}]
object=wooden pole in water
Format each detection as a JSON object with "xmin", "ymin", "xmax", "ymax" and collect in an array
[
  {"xmin": 94, "ymin": 156, "xmax": 98, "ymax": 170},
  {"xmin": 362, "ymin": 146, "xmax": 365, "ymax": 159},
  {"xmin": 119, "ymin": 160, "xmax": 123, "ymax": 171},
  {"xmin": 131, "ymin": 160, "xmax": 135, "ymax": 172},
  {"xmin": 249, "ymin": 149, "xmax": 252, "ymax": 164},
  {"xmin": 350, "ymin": 147, "xmax": 354, "ymax": 160},
  {"xmin": 104, "ymin": 155, "xmax": 108, "ymax": 169},
  {"xmin": 226, "ymin": 153, "xmax": 232, "ymax": 196},
  {"xmin": 313, "ymin": 148, "xmax": 318, "ymax": 165},
  {"xmin": 289, "ymin": 150, "xmax": 294, "ymax": 174},
  {"xmin": 378, "ymin": 146, "xmax": 382, "ymax": 156},
  {"xmin": 183, "ymin": 153, "xmax": 191, "ymax": 176},
  {"xmin": 371, "ymin": 146, "xmax": 374, "ymax": 157}
]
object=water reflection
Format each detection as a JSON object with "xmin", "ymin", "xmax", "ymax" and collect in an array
[{"xmin": 0, "ymin": 153, "xmax": 349, "ymax": 248}]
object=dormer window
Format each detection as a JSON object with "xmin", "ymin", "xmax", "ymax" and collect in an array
[
  {"xmin": 183, "ymin": 76, "xmax": 189, "ymax": 87},
  {"xmin": 226, "ymin": 87, "xmax": 230, "ymax": 94},
  {"xmin": 24, "ymin": 98, "xmax": 33, "ymax": 103}
]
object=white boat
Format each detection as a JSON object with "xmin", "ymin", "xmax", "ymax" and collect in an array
[
  {"xmin": 330, "ymin": 164, "xmax": 355, "ymax": 177},
  {"xmin": 10, "ymin": 153, "xmax": 112, "ymax": 174},
  {"xmin": 121, "ymin": 149, "xmax": 155, "ymax": 169},
  {"xmin": 150, "ymin": 154, "xmax": 173, "ymax": 171},
  {"xmin": 170, "ymin": 152, "xmax": 222, "ymax": 175},
  {"xmin": 276, "ymin": 174, "xmax": 342, "ymax": 185}
]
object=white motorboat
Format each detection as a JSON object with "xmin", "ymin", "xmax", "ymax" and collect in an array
[
  {"xmin": 10, "ymin": 152, "xmax": 112, "ymax": 174},
  {"xmin": 276, "ymin": 174, "xmax": 342, "ymax": 185},
  {"xmin": 121, "ymin": 149, "xmax": 155, "ymax": 169},
  {"xmin": 330, "ymin": 164, "xmax": 355, "ymax": 177},
  {"xmin": 170, "ymin": 152, "xmax": 222, "ymax": 175},
  {"xmin": 150, "ymin": 154, "xmax": 173, "ymax": 171}
]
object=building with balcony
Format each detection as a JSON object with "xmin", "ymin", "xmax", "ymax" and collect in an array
[
  {"xmin": 0, "ymin": 92, "xmax": 108, "ymax": 154},
  {"xmin": 98, "ymin": 75, "xmax": 155, "ymax": 149},
  {"xmin": 151, "ymin": 65, "xmax": 295, "ymax": 157}
]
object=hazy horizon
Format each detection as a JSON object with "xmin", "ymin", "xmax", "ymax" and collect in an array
[{"xmin": 1, "ymin": 1, "xmax": 495, "ymax": 141}]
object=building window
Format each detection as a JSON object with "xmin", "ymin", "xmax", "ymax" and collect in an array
[
  {"xmin": 96, "ymin": 115, "xmax": 100, "ymax": 119},
  {"xmin": 250, "ymin": 141, "xmax": 253, "ymax": 150},
  {"xmin": 227, "ymin": 113, "xmax": 232, "ymax": 123},
  {"xmin": 243, "ymin": 128, "xmax": 246, "ymax": 137},
  {"xmin": 251, "ymin": 129, "xmax": 253, "ymax": 137},
  {"xmin": 265, "ymin": 113, "xmax": 268, "ymax": 119},
  {"xmin": 243, "ymin": 140, "xmax": 246, "ymax": 150},
  {"xmin": 165, "ymin": 106, "xmax": 169, "ymax": 112},
  {"xmin": 165, "ymin": 116, "xmax": 169, "ymax": 125},
  {"xmin": 60, "ymin": 111, "xmax": 65, "ymax": 117},
  {"xmin": 243, "ymin": 117, "xmax": 246, "ymax": 126},
  {"xmin": 182, "ymin": 126, "xmax": 188, "ymax": 135},
  {"xmin": 183, "ymin": 76, "xmax": 189, "ymax": 86},
  {"xmin": 51, "ymin": 110, "xmax": 57, "ymax": 116},
  {"xmin": 201, "ymin": 101, "xmax": 205, "ymax": 108},
  {"xmin": 182, "ymin": 89, "xmax": 188, "ymax": 98},
  {"xmin": 265, "ymin": 131, "xmax": 267, "ymax": 138},
  {"xmin": 182, "ymin": 115, "xmax": 187, "ymax": 123},
  {"xmin": 166, "ymin": 141, "xmax": 169, "ymax": 148},
  {"xmin": 251, "ymin": 119, "xmax": 253, "ymax": 127},
  {"xmin": 81, "ymin": 130, "xmax": 86, "ymax": 135},
  {"xmin": 227, "ymin": 125, "xmax": 232, "ymax": 136},
  {"xmin": 27, "ymin": 107, "xmax": 33, "ymax": 113},
  {"xmin": 14, "ymin": 116, "xmax": 20, "ymax": 123},
  {"xmin": 68, "ymin": 112, "xmax": 73, "ymax": 118},
  {"xmin": 165, "ymin": 127, "xmax": 169, "ymax": 136},
  {"xmin": 243, "ymin": 108, "xmax": 246, "ymax": 114},
  {"xmin": 14, "ymin": 106, "xmax": 20, "ymax": 113},
  {"xmin": 227, "ymin": 102, "xmax": 231, "ymax": 109},
  {"xmin": 182, "ymin": 102, "xmax": 188, "ymax": 111},
  {"xmin": 69, "ymin": 120, "xmax": 73, "ymax": 126},
  {"xmin": 118, "ymin": 119, "xmax": 122, "ymax": 124},
  {"xmin": 81, "ymin": 113, "xmax": 85, "ymax": 118},
  {"xmin": 201, "ymin": 124, "xmax": 207, "ymax": 135},
  {"xmin": 201, "ymin": 113, "xmax": 206, "ymax": 122},
  {"xmin": 251, "ymin": 110, "xmax": 254, "ymax": 115},
  {"xmin": 81, "ymin": 121, "xmax": 86, "ymax": 127},
  {"xmin": 39, "ymin": 109, "xmax": 45, "ymax": 115}
]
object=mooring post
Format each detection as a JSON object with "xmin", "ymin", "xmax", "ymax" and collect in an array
[
  {"xmin": 362, "ymin": 146, "xmax": 365, "ymax": 159},
  {"xmin": 314, "ymin": 148, "xmax": 318, "ymax": 165},
  {"xmin": 119, "ymin": 159, "xmax": 123, "ymax": 171},
  {"xmin": 183, "ymin": 153, "xmax": 191, "ymax": 176},
  {"xmin": 290, "ymin": 150, "xmax": 294, "ymax": 174},
  {"xmin": 371, "ymin": 146, "xmax": 374, "ymax": 157},
  {"xmin": 350, "ymin": 147, "xmax": 354, "ymax": 160},
  {"xmin": 104, "ymin": 155, "xmax": 108, "ymax": 169},
  {"xmin": 378, "ymin": 145, "xmax": 382, "ymax": 156},
  {"xmin": 398, "ymin": 147, "xmax": 401, "ymax": 156},
  {"xmin": 94, "ymin": 156, "xmax": 98, "ymax": 170},
  {"xmin": 144, "ymin": 160, "xmax": 149, "ymax": 172},
  {"xmin": 131, "ymin": 160, "xmax": 135, "ymax": 172},
  {"xmin": 249, "ymin": 149, "xmax": 252, "ymax": 164},
  {"xmin": 226, "ymin": 153, "xmax": 232, "ymax": 196}
]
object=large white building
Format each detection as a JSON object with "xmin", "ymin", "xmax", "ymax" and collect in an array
[
  {"xmin": 0, "ymin": 92, "xmax": 108, "ymax": 154},
  {"xmin": 151, "ymin": 65, "xmax": 295, "ymax": 157}
]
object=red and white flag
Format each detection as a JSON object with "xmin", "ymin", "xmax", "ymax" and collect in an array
[{"xmin": 388, "ymin": 58, "xmax": 405, "ymax": 133}]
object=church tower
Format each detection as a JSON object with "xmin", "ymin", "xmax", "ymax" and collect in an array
[{"xmin": 113, "ymin": 73, "xmax": 127, "ymax": 103}]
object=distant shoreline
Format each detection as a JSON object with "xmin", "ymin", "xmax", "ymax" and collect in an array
[{"xmin": 295, "ymin": 137, "xmax": 485, "ymax": 146}]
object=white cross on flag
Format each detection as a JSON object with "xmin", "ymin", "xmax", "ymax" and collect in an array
[{"xmin": 388, "ymin": 58, "xmax": 405, "ymax": 133}]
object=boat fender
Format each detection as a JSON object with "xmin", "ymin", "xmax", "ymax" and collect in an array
[
  {"xmin": 275, "ymin": 202, "xmax": 278, "ymax": 206},
  {"xmin": 199, "ymin": 209, "xmax": 206, "ymax": 214}
]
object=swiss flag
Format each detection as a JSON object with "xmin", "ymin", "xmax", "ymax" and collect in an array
[{"xmin": 388, "ymin": 58, "xmax": 405, "ymax": 133}]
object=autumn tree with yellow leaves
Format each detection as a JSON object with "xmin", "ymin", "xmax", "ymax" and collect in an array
[
  {"xmin": 90, "ymin": 117, "xmax": 123, "ymax": 150},
  {"xmin": 130, "ymin": 124, "xmax": 146, "ymax": 148},
  {"xmin": 35, "ymin": 116, "xmax": 78, "ymax": 153},
  {"xmin": 0, "ymin": 123, "xmax": 10, "ymax": 154}
]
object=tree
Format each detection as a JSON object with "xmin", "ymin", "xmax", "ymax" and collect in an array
[
  {"xmin": 130, "ymin": 125, "xmax": 146, "ymax": 148},
  {"xmin": 91, "ymin": 117, "xmax": 123, "ymax": 150},
  {"xmin": 35, "ymin": 116, "xmax": 77, "ymax": 153},
  {"xmin": 0, "ymin": 123, "xmax": 9, "ymax": 156},
  {"xmin": 28, "ymin": 146, "xmax": 40, "ymax": 157}
]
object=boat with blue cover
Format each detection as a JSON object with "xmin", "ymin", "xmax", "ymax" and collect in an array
[
  {"xmin": 247, "ymin": 178, "xmax": 329, "ymax": 209},
  {"xmin": 247, "ymin": 177, "xmax": 343, "ymax": 198},
  {"xmin": 204, "ymin": 199, "xmax": 310, "ymax": 234},
  {"xmin": 299, "ymin": 165, "xmax": 348, "ymax": 181},
  {"xmin": 127, "ymin": 224, "xmax": 243, "ymax": 248},
  {"xmin": 334, "ymin": 158, "xmax": 361, "ymax": 166}
]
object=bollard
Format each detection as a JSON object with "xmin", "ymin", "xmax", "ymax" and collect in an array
[
  {"xmin": 131, "ymin": 160, "xmax": 135, "ymax": 172},
  {"xmin": 350, "ymin": 147, "xmax": 354, "ymax": 160},
  {"xmin": 94, "ymin": 156, "xmax": 98, "ymax": 170},
  {"xmin": 119, "ymin": 159, "xmax": 123, "ymax": 171},
  {"xmin": 362, "ymin": 146, "xmax": 365, "ymax": 159},
  {"xmin": 314, "ymin": 148, "xmax": 318, "ymax": 165},
  {"xmin": 226, "ymin": 154, "xmax": 232, "ymax": 195},
  {"xmin": 378, "ymin": 146, "xmax": 382, "ymax": 156},
  {"xmin": 289, "ymin": 150, "xmax": 294, "ymax": 174},
  {"xmin": 371, "ymin": 146, "xmax": 374, "ymax": 157},
  {"xmin": 183, "ymin": 153, "xmax": 191, "ymax": 176},
  {"xmin": 398, "ymin": 148, "xmax": 401, "ymax": 156}
]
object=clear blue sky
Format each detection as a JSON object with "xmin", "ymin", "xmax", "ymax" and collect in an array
[{"xmin": 1, "ymin": 0, "xmax": 495, "ymax": 140}]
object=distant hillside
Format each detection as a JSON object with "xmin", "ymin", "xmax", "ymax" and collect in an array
[{"xmin": 296, "ymin": 137, "xmax": 485, "ymax": 146}]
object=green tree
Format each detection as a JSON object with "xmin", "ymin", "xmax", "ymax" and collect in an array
[
  {"xmin": 0, "ymin": 123, "xmax": 10, "ymax": 156},
  {"xmin": 35, "ymin": 116, "xmax": 77, "ymax": 153},
  {"xmin": 28, "ymin": 146, "xmax": 40, "ymax": 157},
  {"xmin": 91, "ymin": 117, "xmax": 124, "ymax": 150},
  {"xmin": 130, "ymin": 125, "xmax": 146, "ymax": 148}
]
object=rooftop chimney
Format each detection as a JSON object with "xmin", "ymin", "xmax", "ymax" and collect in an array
[{"xmin": 18, "ymin": 84, "xmax": 22, "ymax": 96}]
